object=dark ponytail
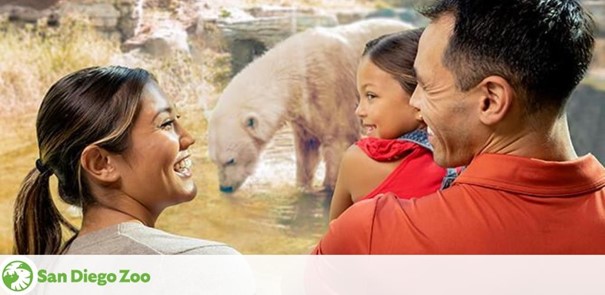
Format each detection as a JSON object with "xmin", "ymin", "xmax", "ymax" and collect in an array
[{"xmin": 13, "ymin": 167, "xmax": 78, "ymax": 254}]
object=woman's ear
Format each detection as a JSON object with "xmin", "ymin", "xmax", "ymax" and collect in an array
[
  {"xmin": 477, "ymin": 76, "xmax": 515, "ymax": 126},
  {"xmin": 80, "ymin": 145, "xmax": 120, "ymax": 185}
]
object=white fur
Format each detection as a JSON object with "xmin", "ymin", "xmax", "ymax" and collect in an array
[{"xmin": 208, "ymin": 19, "xmax": 413, "ymax": 192}]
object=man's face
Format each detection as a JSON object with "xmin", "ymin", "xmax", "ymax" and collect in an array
[{"xmin": 410, "ymin": 15, "xmax": 483, "ymax": 168}]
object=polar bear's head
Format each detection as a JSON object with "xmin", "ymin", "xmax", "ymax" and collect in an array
[
  {"xmin": 207, "ymin": 53, "xmax": 288, "ymax": 194},
  {"xmin": 208, "ymin": 108, "xmax": 276, "ymax": 193}
]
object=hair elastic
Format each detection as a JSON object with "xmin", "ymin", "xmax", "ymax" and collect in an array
[{"xmin": 35, "ymin": 159, "xmax": 50, "ymax": 174}]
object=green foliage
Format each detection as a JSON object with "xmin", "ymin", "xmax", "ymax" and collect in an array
[
  {"xmin": 219, "ymin": 9, "xmax": 232, "ymax": 18},
  {"xmin": 374, "ymin": 0, "xmax": 392, "ymax": 9}
]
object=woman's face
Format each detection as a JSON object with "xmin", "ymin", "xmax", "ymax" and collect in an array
[{"xmin": 113, "ymin": 81, "xmax": 197, "ymax": 214}]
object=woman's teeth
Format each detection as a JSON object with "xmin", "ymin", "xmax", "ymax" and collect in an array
[{"xmin": 174, "ymin": 158, "xmax": 192, "ymax": 173}]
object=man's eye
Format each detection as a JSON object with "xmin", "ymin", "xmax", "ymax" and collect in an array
[{"xmin": 225, "ymin": 158, "xmax": 236, "ymax": 166}]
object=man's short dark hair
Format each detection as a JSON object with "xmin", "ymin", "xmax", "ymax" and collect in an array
[{"xmin": 420, "ymin": 0, "xmax": 595, "ymax": 114}]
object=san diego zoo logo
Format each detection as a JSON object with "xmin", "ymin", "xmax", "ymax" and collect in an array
[
  {"xmin": 2, "ymin": 257, "xmax": 151, "ymax": 293},
  {"xmin": 1, "ymin": 256, "xmax": 38, "ymax": 294}
]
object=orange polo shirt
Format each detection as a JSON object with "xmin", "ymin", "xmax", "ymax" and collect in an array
[{"xmin": 314, "ymin": 153, "xmax": 605, "ymax": 254}]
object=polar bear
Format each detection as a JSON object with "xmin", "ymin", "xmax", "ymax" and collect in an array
[{"xmin": 208, "ymin": 19, "xmax": 413, "ymax": 193}]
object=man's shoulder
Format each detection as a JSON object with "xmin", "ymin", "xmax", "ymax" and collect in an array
[{"xmin": 314, "ymin": 192, "xmax": 440, "ymax": 254}]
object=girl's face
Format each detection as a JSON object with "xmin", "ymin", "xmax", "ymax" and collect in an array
[
  {"xmin": 355, "ymin": 57, "xmax": 423, "ymax": 139},
  {"xmin": 113, "ymin": 81, "xmax": 197, "ymax": 215}
]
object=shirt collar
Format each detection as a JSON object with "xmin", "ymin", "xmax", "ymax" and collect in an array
[
  {"xmin": 453, "ymin": 153, "xmax": 605, "ymax": 197},
  {"xmin": 399, "ymin": 129, "xmax": 432, "ymax": 151}
]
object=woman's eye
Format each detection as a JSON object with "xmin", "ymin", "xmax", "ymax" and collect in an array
[
  {"xmin": 366, "ymin": 93, "xmax": 376, "ymax": 100},
  {"xmin": 160, "ymin": 120, "xmax": 175, "ymax": 130}
]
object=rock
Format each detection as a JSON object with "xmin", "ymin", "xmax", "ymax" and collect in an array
[
  {"xmin": 567, "ymin": 82, "xmax": 605, "ymax": 163},
  {"xmin": 218, "ymin": 14, "xmax": 338, "ymax": 75},
  {"xmin": 335, "ymin": 9, "xmax": 369, "ymax": 25},
  {"xmin": 245, "ymin": 5, "xmax": 316, "ymax": 18},
  {"xmin": 1, "ymin": 4, "xmax": 53, "ymax": 24},
  {"xmin": 0, "ymin": 0, "xmax": 59, "ymax": 10},
  {"xmin": 122, "ymin": 19, "xmax": 190, "ymax": 56},
  {"xmin": 59, "ymin": 2, "xmax": 120, "ymax": 31},
  {"xmin": 115, "ymin": 0, "xmax": 137, "ymax": 41},
  {"xmin": 584, "ymin": 1, "xmax": 605, "ymax": 36},
  {"xmin": 365, "ymin": 8, "xmax": 428, "ymax": 27}
]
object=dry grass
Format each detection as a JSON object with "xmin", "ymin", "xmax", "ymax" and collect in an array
[
  {"xmin": 0, "ymin": 18, "xmax": 121, "ymax": 253},
  {"xmin": 0, "ymin": 18, "xmax": 121, "ymax": 116}
]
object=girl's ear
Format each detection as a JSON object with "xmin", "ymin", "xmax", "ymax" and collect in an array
[{"xmin": 80, "ymin": 145, "xmax": 120, "ymax": 185}]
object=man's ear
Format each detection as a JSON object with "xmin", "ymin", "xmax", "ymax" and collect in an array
[
  {"xmin": 80, "ymin": 145, "xmax": 120, "ymax": 185},
  {"xmin": 476, "ymin": 76, "xmax": 515, "ymax": 126}
]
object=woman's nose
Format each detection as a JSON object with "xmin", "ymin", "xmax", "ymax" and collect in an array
[{"xmin": 179, "ymin": 125, "xmax": 196, "ymax": 149}]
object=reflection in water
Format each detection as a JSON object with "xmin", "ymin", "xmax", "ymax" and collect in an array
[
  {"xmin": 231, "ymin": 124, "xmax": 331, "ymax": 243},
  {"xmin": 247, "ymin": 125, "xmax": 326, "ymax": 190}
]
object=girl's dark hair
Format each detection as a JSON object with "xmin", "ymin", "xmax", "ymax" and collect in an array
[
  {"xmin": 362, "ymin": 28, "xmax": 424, "ymax": 95},
  {"xmin": 13, "ymin": 66, "xmax": 152, "ymax": 254}
]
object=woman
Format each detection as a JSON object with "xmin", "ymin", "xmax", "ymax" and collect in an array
[{"xmin": 13, "ymin": 66, "xmax": 238, "ymax": 254}]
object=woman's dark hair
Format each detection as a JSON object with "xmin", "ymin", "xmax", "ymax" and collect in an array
[
  {"xmin": 13, "ymin": 66, "xmax": 153, "ymax": 254},
  {"xmin": 362, "ymin": 28, "xmax": 424, "ymax": 95}
]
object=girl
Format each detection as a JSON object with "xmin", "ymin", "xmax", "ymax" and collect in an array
[{"xmin": 329, "ymin": 29, "xmax": 457, "ymax": 221}]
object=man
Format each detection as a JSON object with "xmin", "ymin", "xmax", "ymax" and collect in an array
[{"xmin": 314, "ymin": 0, "xmax": 605, "ymax": 254}]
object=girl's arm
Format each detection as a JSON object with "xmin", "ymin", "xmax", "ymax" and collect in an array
[{"xmin": 329, "ymin": 145, "xmax": 361, "ymax": 221}]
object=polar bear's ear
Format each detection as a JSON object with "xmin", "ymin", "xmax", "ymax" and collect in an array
[
  {"xmin": 243, "ymin": 112, "xmax": 269, "ymax": 141},
  {"xmin": 245, "ymin": 115, "xmax": 257, "ymax": 129}
]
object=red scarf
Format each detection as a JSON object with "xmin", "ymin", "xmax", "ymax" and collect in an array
[{"xmin": 356, "ymin": 137, "xmax": 419, "ymax": 162}]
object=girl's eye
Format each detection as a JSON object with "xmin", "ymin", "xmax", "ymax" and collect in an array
[
  {"xmin": 366, "ymin": 93, "xmax": 377, "ymax": 100},
  {"xmin": 160, "ymin": 120, "xmax": 175, "ymax": 130}
]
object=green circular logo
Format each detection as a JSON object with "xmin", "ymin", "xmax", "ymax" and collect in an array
[{"xmin": 2, "ymin": 260, "xmax": 34, "ymax": 292}]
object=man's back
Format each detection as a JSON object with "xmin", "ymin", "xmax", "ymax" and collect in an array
[{"xmin": 314, "ymin": 154, "xmax": 605, "ymax": 254}]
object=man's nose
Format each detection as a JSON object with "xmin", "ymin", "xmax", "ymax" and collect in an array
[{"xmin": 409, "ymin": 88, "xmax": 421, "ymax": 110}]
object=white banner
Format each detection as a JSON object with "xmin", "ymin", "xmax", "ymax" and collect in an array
[{"xmin": 1, "ymin": 255, "xmax": 604, "ymax": 295}]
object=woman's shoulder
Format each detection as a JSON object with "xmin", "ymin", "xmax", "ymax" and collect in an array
[
  {"xmin": 120, "ymin": 223, "xmax": 240, "ymax": 255},
  {"xmin": 65, "ymin": 222, "xmax": 240, "ymax": 255}
]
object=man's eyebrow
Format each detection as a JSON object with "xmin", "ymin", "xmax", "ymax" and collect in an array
[{"xmin": 412, "ymin": 67, "xmax": 423, "ymax": 84}]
